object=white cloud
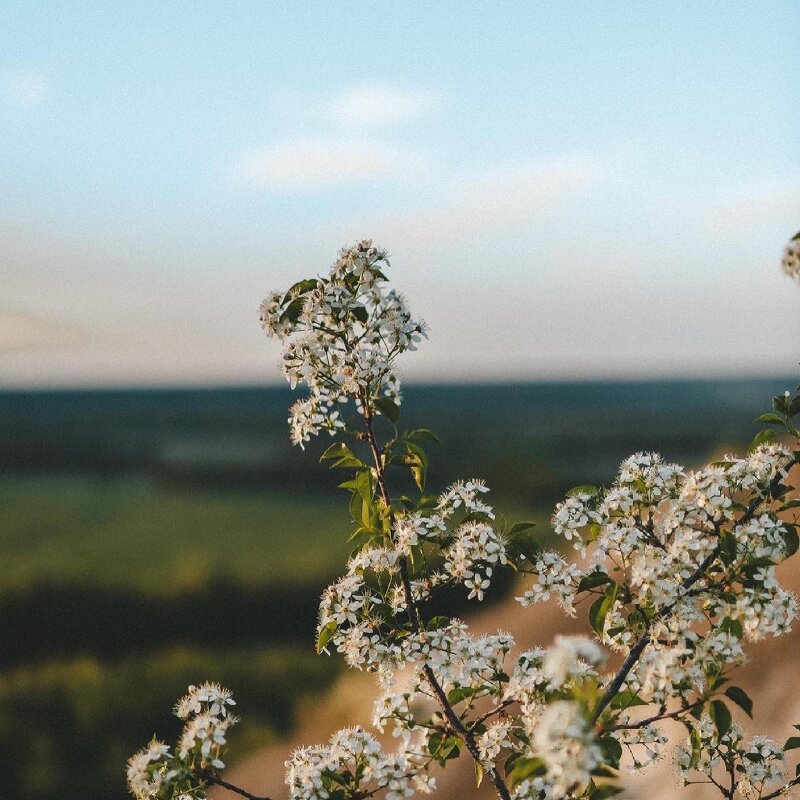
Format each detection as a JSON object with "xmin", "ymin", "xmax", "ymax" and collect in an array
[
  {"xmin": 2, "ymin": 69, "xmax": 49, "ymax": 108},
  {"xmin": 366, "ymin": 158, "xmax": 600, "ymax": 246},
  {"xmin": 235, "ymin": 139, "xmax": 407, "ymax": 189},
  {"xmin": 327, "ymin": 84, "xmax": 435, "ymax": 127}
]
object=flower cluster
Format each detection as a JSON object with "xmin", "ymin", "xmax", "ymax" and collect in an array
[
  {"xmin": 259, "ymin": 240, "xmax": 426, "ymax": 447},
  {"xmin": 316, "ymin": 477, "xmax": 511, "ymax": 670},
  {"xmin": 676, "ymin": 717, "xmax": 788, "ymax": 799},
  {"xmin": 126, "ymin": 683, "xmax": 238, "ymax": 800},
  {"xmin": 285, "ymin": 727, "xmax": 435, "ymax": 800},
  {"xmin": 783, "ymin": 231, "xmax": 800, "ymax": 284}
]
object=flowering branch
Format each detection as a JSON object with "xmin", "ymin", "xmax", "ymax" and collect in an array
[
  {"xmin": 128, "ymin": 236, "xmax": 800, "ymax": 800},
  {"xmin": 591, "ymin": 456, "xmax": 798, "ymax": 728},
  {"xmin": 359, "ymin": 397, "xmax": 513, "ymax": 800}
]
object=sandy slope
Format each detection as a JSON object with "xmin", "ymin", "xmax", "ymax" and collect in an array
[{"xmin": 216, "ymin": 537, "xmax": 800, "ymax": 800}]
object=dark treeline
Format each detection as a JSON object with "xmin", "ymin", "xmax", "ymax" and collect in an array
[
  {"xmin": 1, "ymin": 571, "xmax": 514, "ymax": 670},
  {"xmin": 0, "ymin": 379, "xmax": 789, "ymax": 504}
]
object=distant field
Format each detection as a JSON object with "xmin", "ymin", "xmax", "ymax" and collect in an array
[{"xmin": 0, "ymin": 478, "xmax": 350, "ymax": 591}]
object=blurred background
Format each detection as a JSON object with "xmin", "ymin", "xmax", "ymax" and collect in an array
[{"xmin": 1, "ymin": 3, "xmax": 798, "ymax": 799}]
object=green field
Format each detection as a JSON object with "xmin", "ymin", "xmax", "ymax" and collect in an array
[{"xmin": 0, "ymin": 478, "xmax": 350, "ymax": 591}]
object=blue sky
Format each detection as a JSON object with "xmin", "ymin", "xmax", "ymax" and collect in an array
[{"xmin": 1, "ymin": 2, "xmax": 798, "ymax": 386}]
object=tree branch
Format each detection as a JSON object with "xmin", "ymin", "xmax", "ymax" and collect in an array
[
  {"xmin": 359, "ymin": 398, "xmax": 512, "ymax": 800},
  {"xmin": 206, "ymin": 775, "xmax": 273, "ymax": 800}
]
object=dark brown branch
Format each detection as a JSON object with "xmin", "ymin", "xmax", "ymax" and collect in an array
[
  {"xmin": 205, "ymin": 775, "xmax": 273, "ymax": 800},
  {"xmin": 606, "ymin": 701, "xmax": 702, "ymax": 731},
  {"xmin": 760, "ymin": 775, "xmax": 800, "ymax": 800}
]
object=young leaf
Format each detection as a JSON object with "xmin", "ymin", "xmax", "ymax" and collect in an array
[
  {"xmin": 316, "ymin": 621, "xmax": 338, "ymax": 654},
  {"xmin": 590, "ymin": 786, "xmax": 623, "ymax": 799},
  {"xmin": 689, "ymin": 727, "xmax": 702, "ymax": 769},
  {"xmin": 354, "ymin": 469, "xmax": 373, "ymax": 503},
  {"xmin": 566, "ymin": 484, "xmax": 601, "ymax": 498},
  {"xmin": 406, "ymin": 428, "xmax": 441, "ymax": 443},
  {"xmin": 578, "ymin": 571, "xmax": 612, "ymax": 592},
  {"xmin": 286, "ymin": 278, "xmax": 318, "ymax": 296},
  {"xmin": 474, "ymin": 759, "xmax": 484, "ymax": 788},
  {"xmin": 599, "ymin": 735, "xmax": 622, "ymax": 769},
  {"xmin": 755, "ymin": 412, "xmax": 786, "ymax": 426},
  {"xmin": 320, "ymin": 442, "xmax": 356, "ymax": 462},
  {"xmin": 748, "ymin": 429, "xmax": 775, "ymax": 452}
]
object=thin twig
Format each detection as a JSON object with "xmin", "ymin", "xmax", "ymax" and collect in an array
[
  {"xmin": 205, "ymin": 775, "xmax": 273, "ymax": 800},
  {"xmin": 606, "ymin": 702, "xmax": 702, "ymax": 731}
]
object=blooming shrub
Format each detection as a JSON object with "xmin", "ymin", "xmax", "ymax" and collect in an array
[{"xmin": 129, "ymin": 237, "xmax": 800, "ymax": 800}]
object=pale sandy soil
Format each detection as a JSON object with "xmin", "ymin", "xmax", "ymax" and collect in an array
[{"xmin": 215, "ymin": 498, "xmax": 800, "ymax": 800}]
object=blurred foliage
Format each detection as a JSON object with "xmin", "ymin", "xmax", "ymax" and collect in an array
[{"xmin": 0, "ymin": 647, "xmax": 336, "ymax": 800}]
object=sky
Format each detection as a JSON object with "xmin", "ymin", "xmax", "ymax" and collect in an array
[{"xmin": 1, "ymin": 1, "xmax": 799, "ymax": 387}]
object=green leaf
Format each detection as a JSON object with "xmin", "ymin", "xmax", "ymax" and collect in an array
[
  {"xmin": 780, "ymin": 524, "xmax": 799, "ymax": 558},
  {"xmin": 405, "ymin": 442, "xmax": 428, "ymax": 491},
  {"xmin": 351, "ymin": 305, "xmax": 369, "ymax": 324},
  {"xmin": 354, "ymin": 469, "xmax": 373, "ymax": 503},
  {"xmin": 719, "ymin": 617, "xmax": 743, "ymax": 640},
  {"xmin": 589, "ymin": 583, "xmax": 619, "ymax": 636},
  {"xmin": 507, "ymin": 756, "xmax": 547, "ymax": 787},
  {"xmin": 609, "ymin": 691, "xmax": 647, "ymax": 710},
  {"xmin": 590, "ymin": 786, "xmax": 623, "ymax": 799},
  {"xmin": 578, "ymin": 570, "xmax": 612, "ymax": 592},
  {"xmin": 718, "ymin": 530, "xmax": 738, "ymax": 566},
  {"xmin": 508, "ymin": 532, "xmax": 542, "ymax": 563},
  {"xmin": 373, "ymin": 397, "xmax": 400, "ymax": 423},
  {"xmin": 710, "ymin": 700, "xmax": 732, "ymax": 737},
  {"xmin": 784, "ymin": 736, "xmax": 800, "ymax": 751},
  {"xmin": 755, "ymin": 412, "xmax": 786, "ymax": 425},
  {"xmin": 599, "ymin": 735, "xmax": 622, "ymax": 769},
  {"xmin": 279, "ymin": 296, "xmax": 305, "ymax": 324},
  {"xmin": 566, "ymin": 484, "xmax": 601, "ymax": 498},
  {"xmin": 508, "ymin": 521, "xmax": 537, "ymax": 536},
  {"xmin": 316, "ymin": 621, "xmax": 338, "ymax": 654},
  {"xmin": 724, "ymin": 686, "xmax": 753, "ymax": 718},
  {"xmin": 320, "ymin": 442, "xmax": 359, "ymax": 464},
  {"xmin": 748, "ymin": 429, "xmax": 776, "ymax": 452},
  {"xmin": 406, "ymin": 428, "xmax": 441, "ymax": 443},
  {"xmin": 348, "ymin": 490, "xmax": 362, "ymax": 524},
  {"xmin": 447, "ymin": 686, "xmax": 477, "ymax": 705},
  {"xmin": 287, "ymin": 278, "xmax": 318, "ymax": 296},
  {"xmin": 773, "ymin": 394, "xmax": 791, "ymax": 415}
]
